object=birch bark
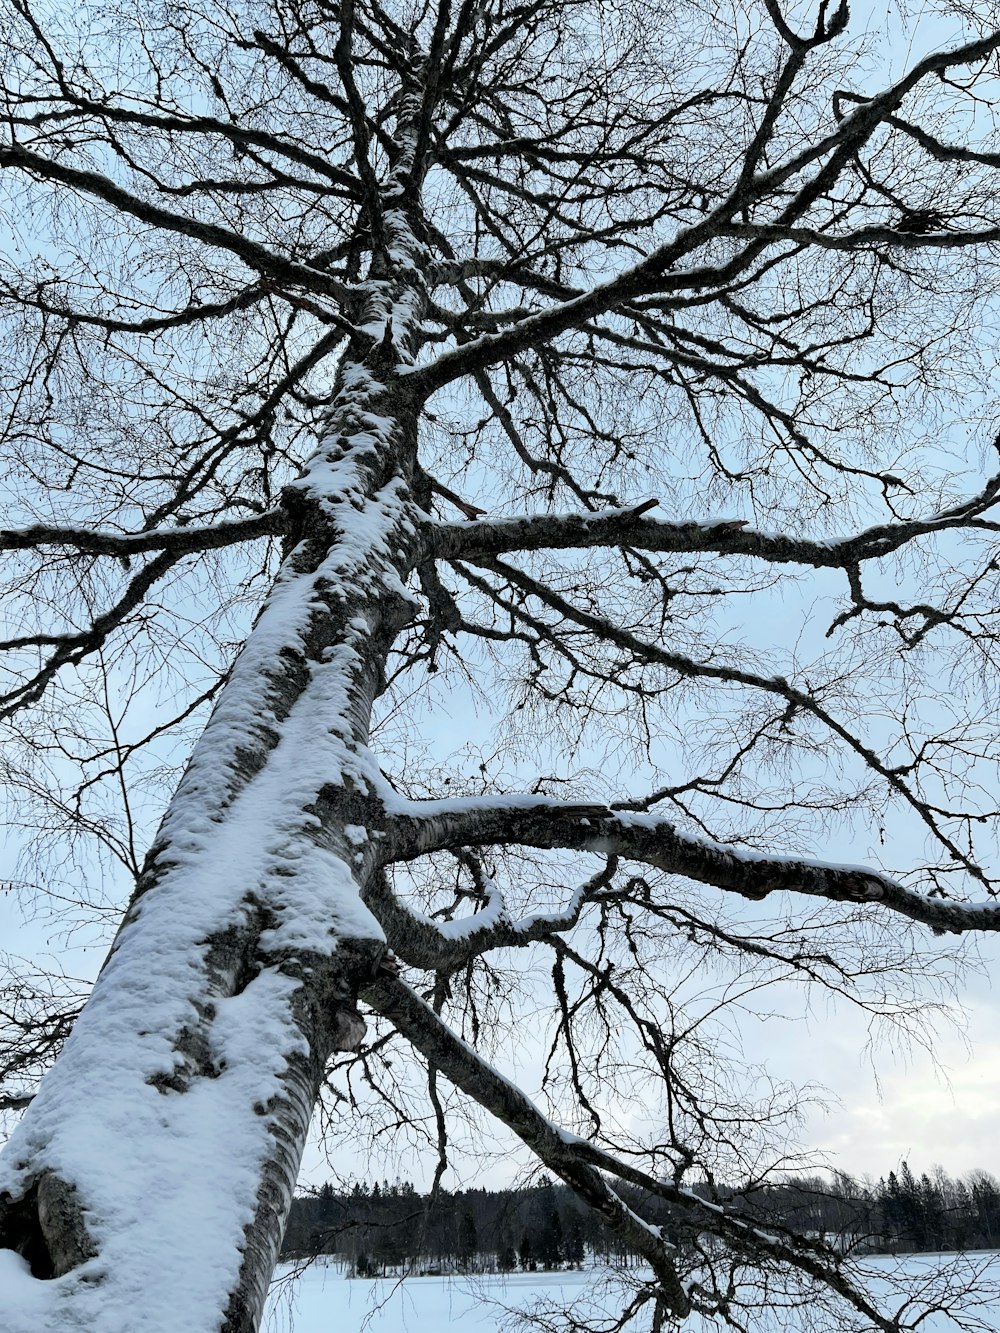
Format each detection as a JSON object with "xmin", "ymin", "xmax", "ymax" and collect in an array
[{"xmin": 0, "ymin": 208, "xmax": 429, "ymax": 1333}]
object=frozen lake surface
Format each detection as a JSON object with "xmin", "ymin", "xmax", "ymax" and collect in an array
[
  {"xmin": 266, "ymin": 1265, "xmax": 598, "ymax": 1333},
  {"xmin": 264, "ymin": 1254, "xmax": 1000, "ymax": 1333}
]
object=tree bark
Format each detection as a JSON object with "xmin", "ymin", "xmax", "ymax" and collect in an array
[{"xmin": 0, "ymin": 347, "xmax": 421, "ymax": 1332}]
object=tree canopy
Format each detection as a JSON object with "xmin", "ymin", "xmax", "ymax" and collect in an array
[{"xmin": 2, "ymin": 1, "xmax": 1000, "ymax": 1331}]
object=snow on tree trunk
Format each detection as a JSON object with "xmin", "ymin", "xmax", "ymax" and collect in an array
[{"xmin": 0, "ymin": 347, "xmax": 421, "ymax": 1332}]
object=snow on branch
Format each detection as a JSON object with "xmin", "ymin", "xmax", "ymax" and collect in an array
[
  {"xmin": 361, "ymin": 859, "xmax": 616, "ymax": 971},
  {"xmin": 383, "ymin": 796, "xmax": 1000, "ymax": 936},
  {"xmin": 426, "ymin": 482, "xmax": 1000, "ymax": 567},
  {"xmin": 720, "ymin": 221, "xmax": 1000, "ymax": 249}
]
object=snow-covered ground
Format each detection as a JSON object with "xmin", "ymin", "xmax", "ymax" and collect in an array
[
  {"xmin": 264, "ymin": 1254, "xmax": 1000, "ymax": 1333},
  {"xmin": 265, "ymin": 1264, "xmax": 595, "ymax": 1333}
]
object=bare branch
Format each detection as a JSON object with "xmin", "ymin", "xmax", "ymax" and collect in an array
[
  {"xmin": 0, "ymin": 143, "xmax": 354, "ymax": 307},
  {"xmin": 386, "ymin": 796, "xmax": 1000, "ymax": 935},
  {"xmin": 427, "ymin": 485, "xmax": 1000, "ymax": 567},
  {"xmin": 0, "ymin": 510, "xmax": 286, "ymax": 557},
  {"xmin": 363, "ymin": 973, "xmax": 896, "ymax": 1331}
]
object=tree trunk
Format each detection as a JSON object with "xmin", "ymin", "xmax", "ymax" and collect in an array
[{"xmin": 0, "ymin": 350, "xmax": 419, "ymax": 1333}]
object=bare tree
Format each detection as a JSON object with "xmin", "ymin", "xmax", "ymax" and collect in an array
[{"xmin": 2, "ymin": 0, "xmax": 1000, "ymax": 1329}]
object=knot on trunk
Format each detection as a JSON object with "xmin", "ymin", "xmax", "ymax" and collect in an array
[
  {"xmin": 0, "ymin": 1171, "xmax": 97, "ymax": 1279},
  {"xmin": 308, "ymin": 939, "xmax": 398, "ymax": 1055}
]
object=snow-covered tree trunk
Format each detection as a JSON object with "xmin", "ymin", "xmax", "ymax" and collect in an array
[{"xmin": 0, "ymin": 193, "xmax": 429, "ymax": 1324}]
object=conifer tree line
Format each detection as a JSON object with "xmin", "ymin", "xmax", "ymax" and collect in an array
[
  {"xmin": 282, "ymin": 1176, "xmax": 591, "ymax": 1276},
  {"xmin": 752, "ymin": 1165, "xmax": 1000, "ymax": 1256},
  {"xmin": 281, "ymin": 1165, "xmax": 1000, "ymax": 1274}
]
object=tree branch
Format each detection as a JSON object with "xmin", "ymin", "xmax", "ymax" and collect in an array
[
  {"xmin": 361, "ymin": 858, "xmax": 615, "ymax": 971},
  {"xmin": 363, "ymin": 973, "xmax": 896, "ymax": 1331},
  {"xmin": 362, "ymin": 972, "xmax": 692, "ymax": 1316},
  {"xmin": 384, "ymin": 796, "xmax": 1000, "ymax": 934},
  {"xmin": 426, "ymin": 486, "xmax": 1000, "ymax": 567},
  {"xmin": 0, "ymin": 142, "xmax": 354, "ymax": 308},
  {"xmin": 0, "ymin": 510, "xmax": 286, "ymax": 557},
  {"xmin": 453, "ymin": 554, "xmax": 987, "ymax": 882},
  {"xmin": 405, "ymin": 28, "xmax": 1000, "ymax": 395}
]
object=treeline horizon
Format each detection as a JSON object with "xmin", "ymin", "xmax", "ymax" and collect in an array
[{"xmin": 281, "ymin": 1162, "xmax": 1000, "ymax": 1275}]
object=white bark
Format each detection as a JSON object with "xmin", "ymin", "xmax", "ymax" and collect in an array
[
  {"xmin": 0, "ymin": 53, "xmax": 439, "ymax": 1331},
  {"xmin": 0, "ymin": 352, "xmax": 422, "ymax": 1331}
]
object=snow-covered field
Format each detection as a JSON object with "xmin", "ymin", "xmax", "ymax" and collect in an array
[
  {"xmin": 265, "ymin": 1264, "xmax": 596, "ymax": 1333},
  {"xmin": 264, "ymin": 1254, "xmax": 1000, "ymax": 1333}
]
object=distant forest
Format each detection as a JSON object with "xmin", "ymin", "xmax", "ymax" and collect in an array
[{"xmin": 281, "ymin": 1163, "xmax": 1000, "ymax": 1275}]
